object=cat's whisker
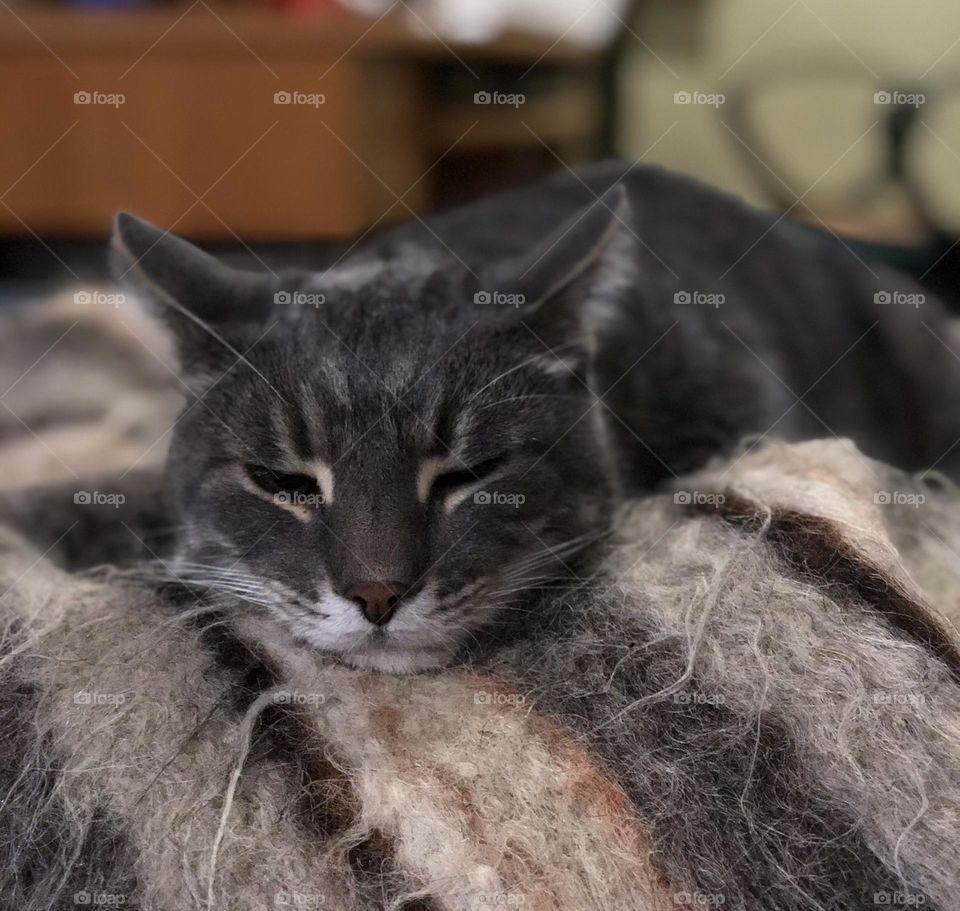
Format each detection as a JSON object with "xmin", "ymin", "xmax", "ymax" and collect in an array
[
  {"xmin": 152, "ymin": 603, "xmax": 227, "ymax": 626},
  {"xmin": 171, "ymin": 562, "xmax": 265, "ymax": 581},
  {"xmin": 171, "ymin": 576, "xmax": 272, "ymax": 596},
  {"xmin": 183, "ymin": 587, "xmax": 277, "ymax": 609},
  {"xmin": 423, "ymin": 616, "xmax": 484, "ymax": 654},
  {"xmin": 484, "ymin": 586, "xmax": 573, "ymax": 599},
  {"xmin": 511, "ymin": 527, "xmax": 609, "ymax": 559},
  {"xmin": 504, "ymin": 536, "xmax": 607, "ymax": 576},
  {"xmin": 492, "ymin": 572, "xmax": 579, "ymax": 586},
  {"xmin": 463, "ymin": 343, "xmax": 584, "ymax": 405},
  {"xmin": 476, "ymin": 393, "xmax": 585, "ymax": 412},
  {"xmin": 469, "ymin": 603, "xmax": 540, "ymax": 615},
  {"xmin": 173, "ymin": 576, "xmax": 266, "ymax": 593},
  {"xmin": 160, "ymin": 563, "xmax": 271, "ymax": 588}
]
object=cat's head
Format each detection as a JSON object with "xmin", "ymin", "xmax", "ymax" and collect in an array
[{"xmin": 111, "ymin": 193, "xmax": 635, "ymax": 672}]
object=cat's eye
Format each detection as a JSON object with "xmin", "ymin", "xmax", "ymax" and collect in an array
[
  {"xmin": 245, "ymin": 464, "xmax": 320, "ymax": 500},
  {"xmin": 430, "ymin": 454, "xmax": 506, "ymax": 500}
]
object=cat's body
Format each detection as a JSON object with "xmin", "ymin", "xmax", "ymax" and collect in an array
[{"xmin": 108, "ymin": 162, "xmax": 960, "ymax": 672}]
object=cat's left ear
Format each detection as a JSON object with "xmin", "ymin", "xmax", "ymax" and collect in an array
[
  {"xmin": 109, "ymin": 213, "xmax": 279, "ymax": 372},
  {"xmin": 479, "ymin": 185, "xmax": 637, "ymax": 364}
]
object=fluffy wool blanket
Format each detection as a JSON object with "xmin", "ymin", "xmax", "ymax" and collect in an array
[{"xmin": 0, "ymin": 299, "xmax": 959, "ymax": 910}]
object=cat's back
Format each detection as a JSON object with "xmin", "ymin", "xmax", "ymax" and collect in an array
[
  {"xmin": 375, "ymin": 163, "xmax": 960, "ymax": 475},
  {"xmin": 376, "ymin": 161, "xmax": 768, "ymax": 263}
]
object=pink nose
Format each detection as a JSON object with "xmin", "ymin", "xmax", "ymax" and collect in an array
[{"xmin": 346, "ymin": 581, "xmax": 402, "ymax": 626}]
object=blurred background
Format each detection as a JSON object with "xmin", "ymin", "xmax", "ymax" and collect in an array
[{"xmin": 2, "ymin": 0, "xmax": 960, "ymax": 300}]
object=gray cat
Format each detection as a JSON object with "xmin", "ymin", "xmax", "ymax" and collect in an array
[{"xmin": 110, "ymin": 162, "xmax": 960, "ymax": 672}]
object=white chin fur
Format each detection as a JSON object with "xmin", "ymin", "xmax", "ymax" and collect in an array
[
  {"xmin": 258, "ymin": 586, "xmax": 458, "ymax": 674},
  {"xmin": 234, "ymin": 611, "xmax": 453, "ymax": 675},
  {"xmin": 338, "ymin": 645, "xmax": 453, "ymax": 673}
]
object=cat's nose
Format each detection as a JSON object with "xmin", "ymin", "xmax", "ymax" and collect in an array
[{"xmin": 346, "ymin": 581, "xmax": 403, "ymax": 626}]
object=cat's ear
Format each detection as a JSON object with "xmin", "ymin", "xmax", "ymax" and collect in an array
[
  {"xmin": 479, "ymin": 186, "xmax": 637, "ymax": 369},
  {"xmin": 110, "ymin": 212, "xmax": 278, "ymax": 373}
]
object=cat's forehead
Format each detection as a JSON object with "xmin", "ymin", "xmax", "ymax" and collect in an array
[
  {"xmin": 270, "ymin": 253, "xmax": 470, "ymax": 353},
  {"xmin": 312, "ymin": 245, "xmax": 452, "ymax": 297},
  {"xmin": 224, "ymin": 326, "xmax": 531, "ymax": 463},
  {"xmin": 277, "ymin": 312, "xmax": 470, "ymax": 399},
  {"xmin": 259, "ymin": 301, "xmax": 556, "ymax": 424}
]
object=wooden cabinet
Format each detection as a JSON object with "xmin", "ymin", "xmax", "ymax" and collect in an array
[{"xmin": 0, "ymin": 7, "xmax": 602, "ymax": 239}]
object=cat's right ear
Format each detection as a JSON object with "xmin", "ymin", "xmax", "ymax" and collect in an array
[
  {"xmin": 477, "ymin": 186, "xmax": 638, "ymax": 378},
  {"xmin": 110, "ymin": 212, "xmax": 278, "ymax": 372}
]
